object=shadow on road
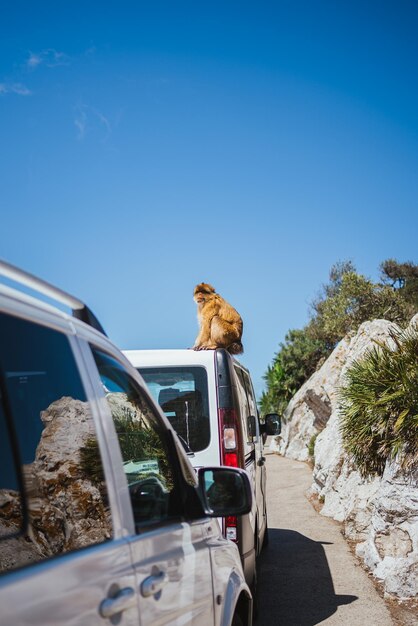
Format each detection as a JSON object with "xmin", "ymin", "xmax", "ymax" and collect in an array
[{"xmin": 256, "ymin": 529, "xmax": 358, "ymax": 626}]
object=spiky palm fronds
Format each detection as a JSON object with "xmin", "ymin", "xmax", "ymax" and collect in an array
[
  {"xmin": 339, "ymin": 325, "xmax": 418, "ymax": 477},
  {"xmin": 80, "ymin": 437, "xmax": 106, "ymax": 484}
]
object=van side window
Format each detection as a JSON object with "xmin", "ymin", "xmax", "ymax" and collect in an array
[
  {"xmin": 241, "ymin": 371, "xmax": 257, "ymax": 417},
  {"xmin": 242, "ymin": 372, "xmax": 260, "ymax": 441},
  {"xmin": 0, "ymin": 313, "xmax": 111, "ymax": 575},
  {"xmin": 234, "ymin": 367, "xmax": 259, "ymax": 442},
  {"xmin": 233, "ymin": 366, "xmax": 252, "ymax": 444},
  {"xmin": 90, "ymin": 349, "xmax": 181, "ymax": 531},
  {"xmin": 241, "ymin": 370, "xmax": 259, "ymax": 441}
]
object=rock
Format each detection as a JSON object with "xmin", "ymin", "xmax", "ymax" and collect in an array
[
  {"xmin": 276, "ymin": 316, "xmax": 418, "ymax": 599},
  {"xmin": 305, "ymin": 389, "xmax": 332, "ymax": 429},
  {"xmin": 375, "ymin": 528, "xmax": 413, "ymax": 560},
  {"xmin": 29, "ymin": 397, "xmax": 112, "ymax": 554},
  {"xmin": 271, "ymin": 318, "xmax": 395, "ymax": 461},
  {"xmin": 0, "ymin": 397, "xmax": 111, "ymax": 571},
  {"xmin": 354, "ymin": 462, "xmax": 418, "ymax": 598},
  {"xmin": 269, "ymin": 336, "xmax": 352, "ymax": 461}
]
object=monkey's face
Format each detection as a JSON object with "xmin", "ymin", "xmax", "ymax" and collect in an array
[
  {"xmin": 193, "ymin": 283, "xmax": 215, "ymax": 305},
  {"xmin": 194, "ymin": 292, "xmax": 206, "ymax": 304}
]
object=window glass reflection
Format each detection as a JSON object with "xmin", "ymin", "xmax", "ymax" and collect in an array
[
  {"xmin": 91, "ymin": 349, "xmax": 179, "ymax": 530},
  {"xmin": 0, "ymin": 314, "xmax": 111, "ymax": 574}
]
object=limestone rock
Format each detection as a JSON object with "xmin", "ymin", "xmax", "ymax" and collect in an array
[
  {"xmin": 269, "ymin": 336, "xmax": 351, "ymax": 461},
  {"xmin": 274, "ymin": 316, "xmax": 418, "ymax": 599},
  {"xmin": 354, "ymin": 462, "xmax": 418, "ymax": 598},
  {"xmin": 0, "ymin": 397, "xmax": 111, "ymax": 572},
  {"xmin": 29, "ymin": 397, "xmax": 111, "ymax": 554},
  {"xmin": 271, "ymin": 318, "xmax": 395, "ymax": 461}
]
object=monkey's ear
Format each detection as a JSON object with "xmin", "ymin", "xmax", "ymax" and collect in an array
[{"xmin": 194, "ymin": 283, "xmax": 216, "ymax": 295}]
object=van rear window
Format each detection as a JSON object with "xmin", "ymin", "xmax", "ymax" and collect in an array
[{"xmin": 137, "ymin": 367, "xmax": 210, "ymax": 453}]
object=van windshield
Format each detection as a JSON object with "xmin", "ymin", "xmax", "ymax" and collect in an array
[{"xmin": 137, "ymin": 366, "xmax": 210, "ymax": 454}]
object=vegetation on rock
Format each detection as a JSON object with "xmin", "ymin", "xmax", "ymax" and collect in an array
[
  {"xmin": 338, "ymin": 325, "xmax": 418, "ymax": 476},
  {"xmin": 260, "ymin": 259, "xmax": 418, "ymax": 416},
  {"xmin": 260, "ymin": 329, "xmax": 328, "ymax": 415}
]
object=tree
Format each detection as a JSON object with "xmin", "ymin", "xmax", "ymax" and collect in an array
[
  {"xmin": 310, "ymin": 271, "xmax": 412, "ymax": 348},
  {"xmin": 325, "ymin": 260, "xmax": 357, "ymax": 298},
  {"xmin": 380, "ymin": 258, "xmax": 418, "ymax": 310},
  {"xmin": 261, "ymin": 259, "xmax": 417, "ymax": 415},
  {"xmin": 259, "ymin": 328, "xmax": 328, "ymax": 416},
  {"xmin": 259, "ymin": 361, "xmax": 285, "ymax": 415}
]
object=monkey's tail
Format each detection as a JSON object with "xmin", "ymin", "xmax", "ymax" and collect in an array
[{"xmin": 228, "ymin": 342, "xmax": 244, "ymax": 355}]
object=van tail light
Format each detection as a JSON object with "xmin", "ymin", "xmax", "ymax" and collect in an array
[
  {"xmin": 225, "ymin": 515, "xmax": 238, "ymax": 542},
  {"xmin": 224, "ymin": 452, "xmax": 238, "ymax": 467},
  {"xmin": 219, "ymin": 408, "xmax": 242, "ymax": 544},
  {"xmin": 218, "ymin": 408, "xmax": 243, "ymax": 468}
]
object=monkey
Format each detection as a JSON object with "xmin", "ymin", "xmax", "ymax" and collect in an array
[{"xmin": 193, "ymin": 283, "xmax": 243, "ymax": 355}]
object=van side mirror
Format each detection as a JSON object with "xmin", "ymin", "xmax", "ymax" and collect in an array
[
  {"xmin": 260, "ymin": 413, "xmax": 281, "ymax": 437},
  {"xmin": 197, "ymin": 467, "xmax": 252, "ymax": 517},
  {"xmin": 248, "ymin": 415, "xmax": 257, "ymax": 439}
]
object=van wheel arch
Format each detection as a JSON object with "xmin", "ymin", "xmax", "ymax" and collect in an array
[
  {"xmin": 231, "ymin": 611, "xmax": 244, "ymax": 626},
  {"xmin": 232, "ymin": 591, "xmax": 251, "ymax": 626}
]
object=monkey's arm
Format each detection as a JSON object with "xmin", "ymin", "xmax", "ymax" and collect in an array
[
  {"xmin": 193, "ymin": 319, "xmax": 212, "ymax": 348},
  {"xmin": 193, "ymin": 303, "xmax": 216, "ymax": 349}
]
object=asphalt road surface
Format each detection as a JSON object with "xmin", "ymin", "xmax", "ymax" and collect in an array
[{"xmin": 255, "ymin": 453, "xmax": 397, "ymax": 626}]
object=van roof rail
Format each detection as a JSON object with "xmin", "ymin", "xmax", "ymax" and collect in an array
[{"xmin": 0, "ymin": 259, "xmax": 107, "ymax": 337}]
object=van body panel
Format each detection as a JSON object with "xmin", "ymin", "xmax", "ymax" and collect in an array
[
  {"xmin": 124, "ymin": 348, "xmax": 268, "ymax": 591},
  {"xmin": 125, "ymin": 350, "xmax": 222, "ymax": 469}
]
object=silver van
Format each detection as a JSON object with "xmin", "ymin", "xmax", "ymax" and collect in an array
[
  {"xmin": 0, "ymin": 261, "xmax": 253, "ymax": 626},
  {"xmin": 124, "ymin": 349, "xmax": 280, "ymax": 604}
]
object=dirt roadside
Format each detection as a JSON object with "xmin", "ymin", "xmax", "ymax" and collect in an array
[{"xmin": 256, "ymin": 453, "xmax": 417, "ymax": 626}]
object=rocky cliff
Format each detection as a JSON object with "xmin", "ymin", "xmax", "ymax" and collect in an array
[{"xmin": 270, "ymin": 316, "xmax": 418, "ymax": 600}]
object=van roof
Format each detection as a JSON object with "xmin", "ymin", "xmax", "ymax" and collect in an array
[
  {"xmin": 124, "ymin": 348, "xmax": 249, "ymax": 373},
  {"xmin": 124, "ymin": 349, "xmax": 217, "ymax": 368},
  {"xmin": 0, "ymin": 260, "xmax": 106, "ymax": 336}
]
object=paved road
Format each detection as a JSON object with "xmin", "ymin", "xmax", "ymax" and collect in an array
[{"xmin": 255, "ymin": 453, "xmax": 395, "ymax": 626}]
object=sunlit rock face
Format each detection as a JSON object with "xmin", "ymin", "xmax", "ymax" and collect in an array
[
  {"xmin": 0, "ymin": 397, "xmax": 111, "ymax": 573},
  {"xmin": 310, "ymin": 319, "xmax": 398, "ymax": 516},
  {"xmin": 271, "ymin": 319, "xmax": 394, "ymax": 461},
  {"xmin": 272, "ymin": 316, "xmax": 418, "ymax": 599},
  {"xmin": 355, "ymin": 462, "xmax": 418, "ymax": 599},
  {"xmin": 28, "ymin": 397, "xmax": 111, "ymax": 554}
]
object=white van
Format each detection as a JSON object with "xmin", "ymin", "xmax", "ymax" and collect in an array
[
  {"xmin": 124, "ymin": 348, "xmax": 280, "ymax": 602},
  {"xmin": 0, "ymin": 262, "xmax": 253, "ymax": 626}
]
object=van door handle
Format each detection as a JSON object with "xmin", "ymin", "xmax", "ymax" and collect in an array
[
  {"xmin": 258, "ymin": 456, "xmax": 266, "ymax": 466},
  {"xmin": 140, "ymin": 570, "xmax": 168, "ymax": 598},
  {"xmin": 99, "ymin": 587, "xmax": 136, "ymax": 618}
]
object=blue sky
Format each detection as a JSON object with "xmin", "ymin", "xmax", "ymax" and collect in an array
[{"xmin": 1, "ymin": 1, "xmax": 417, "ymax": 398}]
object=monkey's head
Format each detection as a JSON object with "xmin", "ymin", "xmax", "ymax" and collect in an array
[{"xmin": 194, "ymin": 283, "xmax": 216, "ymax": 304}]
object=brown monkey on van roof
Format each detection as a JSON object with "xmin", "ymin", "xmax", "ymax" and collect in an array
[{"xmin": 193, "ymin": 283, "xmax": 243, "ymax": 355}]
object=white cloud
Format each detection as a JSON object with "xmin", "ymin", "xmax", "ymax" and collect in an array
[
  {"xmin": 27, "ymin": 48, "xmax": 70, "ymax": 69},
  {"xmin": 0, "ymin": 82, "xmax": 31, "ymax": 96},
  {"xmin": 93, "ymin": 108, "xmax": 111, "ymax": 136},
  {"xmin": 74, "ymin": 104, "xmax": 111, "ymax": 142},
  {"xmin": 27, "ymin": 53, "xmax": 42, "ymax": 69},
  {"xmin": 74, "ymin": 108, "xmax": 87, "ymax": 140}
]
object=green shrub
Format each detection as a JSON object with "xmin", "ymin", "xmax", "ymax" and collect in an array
[
  {"xmin": 380, "ymin": 258, "xmax": 418, "ymax": 310},
  {"xmin": 307, "ymin": 433, "xmax": 318, "ymax": 460},
  {"xmin": 310, "ymin": 271, "xmax": 413, "ymax": 348},
  {"xmin": 259, "ymin": 328, "xmax": 329, "ymax": 416},
  {"xmin": 261, "ymin": 259, "xmax": 417, "ymax": 417},
  {"xmin": 338, "ymin": 325, "xmax": 418, "ymax": 477}
]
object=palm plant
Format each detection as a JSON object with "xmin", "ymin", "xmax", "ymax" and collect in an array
[{"xmin": 339, "ymin": 325, "xmax": 418, "ymax": 477}]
